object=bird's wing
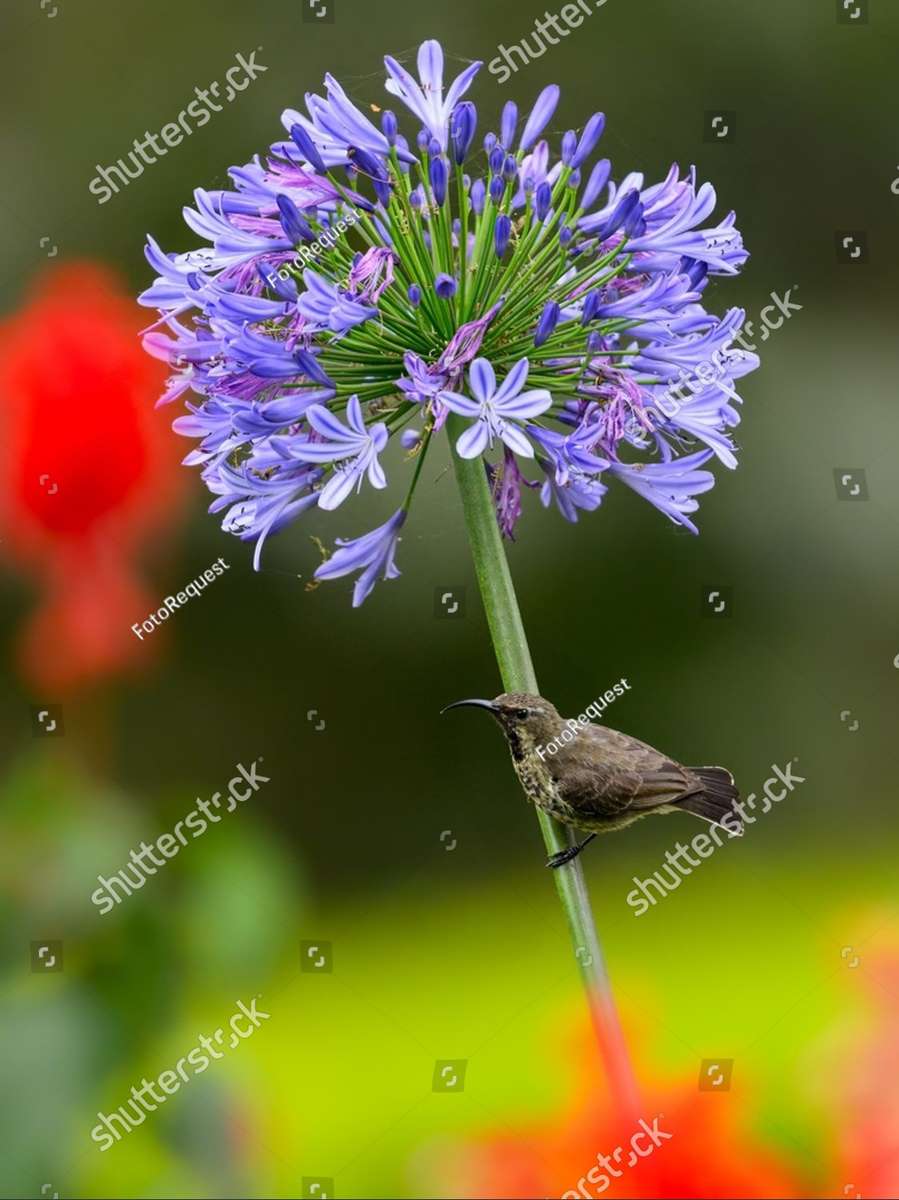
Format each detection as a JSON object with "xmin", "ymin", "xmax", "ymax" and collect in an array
[{"xmin": 553, "ymin": 723, "xmax": 699, "ymax": 819}]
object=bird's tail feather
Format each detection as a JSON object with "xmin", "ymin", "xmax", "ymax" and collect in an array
[{"xmin": 678, "ymin": 767, "xmax": 743, "ymax": 835}]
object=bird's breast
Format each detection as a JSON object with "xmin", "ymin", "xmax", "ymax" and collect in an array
[{"xmin": 511, "ymin": 755, "xmax": 572, "ymax": 821}]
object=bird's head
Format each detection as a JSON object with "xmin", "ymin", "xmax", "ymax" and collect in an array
[{"xmin": 441, "ymin": 691, "xmax": 561, "ymax": 756}]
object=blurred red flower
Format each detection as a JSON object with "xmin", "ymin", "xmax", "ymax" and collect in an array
[
  {"xmin": 441, "ymin": 1023, "xmax": 807, "ymax": 1200},
  {"xmin": 0, "ymin": 263, "xmax": 185, "ymax": 692},
  {"xmin": 821, "ymin": 918, "xmax": 899, "ymax": 1200}
]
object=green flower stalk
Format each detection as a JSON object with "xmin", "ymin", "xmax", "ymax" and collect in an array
[{"xmin": 450, "ymin": 417, "xmax": 640, "ymax": 1116}]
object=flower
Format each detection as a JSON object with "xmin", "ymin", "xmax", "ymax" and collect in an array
[
  {"xmin": 0, "ymin": 264, "xmax": 184, "ymax": 690},
  {"xmin": 608, "ymin": 450, "xmax": 715, "ymax": 535},
  {"xmin": 810, "ymin": 914, "xmax": 899, "ymax": 1200},
  {"xmin": 313, "ymin": 508, "xmax": 405, "ymax": 607},
  {"xmin": 296, "ymin": 269, "xmax": 378, "ymax": 335},
  {"xmin": 440, "ymin": 359, "xmax": 551, "ymax": 459},
  {"xmin": 426, "ymin": 1019, "xmax": 807, "ymax": 1200},
  {"xmin": 291, "ymin": 395, "xmax": 388, "ymax": 510},
  {"xmin": 347, "ymin": 247, "xmax": 395, "ymax": 302},
  {"xmin": 140, "ymin": 38, "xmax": 756, "ymax": 605},
  {"xmin": 487, "ymin": 448, "xmax": 536, "ymax": 540},
  {"xmin": 451, "ymin": 1083, "xmax": 806, "ymax": 1199},
  {"xmin": 383, "ymin": 41, "xmax": 481, "ymax": 151}
]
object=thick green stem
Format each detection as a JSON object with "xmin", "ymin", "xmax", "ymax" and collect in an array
[{"xmin": 449, "ymin": 413, "xmax": 640, "ymax": 1118}]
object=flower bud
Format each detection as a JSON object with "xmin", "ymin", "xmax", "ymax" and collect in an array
[
  {"xmin": 450, "ymin": 102, "xmax": 477, "ymax": 165},
  {"xmin": 435, "ymin": 273, "xmax": 457, "ymax": 299},
  {"xmin": 381, "ymin": 110, "xmax": 398, "ymax": 144},
  {"xmin": 494, "ymin": 214, "xmax": 512, "ymax": 258}
]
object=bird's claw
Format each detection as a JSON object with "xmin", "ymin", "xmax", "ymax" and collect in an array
[{"xmin": 546, "ymin": 846, "xmax": 581, "ymax": 869}]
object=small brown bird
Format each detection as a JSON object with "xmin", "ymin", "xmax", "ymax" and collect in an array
[{"xmin": 443, "ymin": 691, "xmax": 742, "ymax": 868}]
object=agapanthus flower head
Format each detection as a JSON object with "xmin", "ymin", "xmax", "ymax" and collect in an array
[{"xmin": 141, "ymin": 38, "xmax": 756, "ymax": 605}]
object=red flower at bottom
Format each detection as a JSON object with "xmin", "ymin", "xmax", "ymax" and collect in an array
[
  {"xmin": 434, "ymin": 1019, "xmax": 807, "ymax": 1200},
  {"xmin": 462, "ymin": 1086, "xmax": 804, "ymax": 1199}
]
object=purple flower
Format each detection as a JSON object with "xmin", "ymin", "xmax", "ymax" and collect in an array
[
  {"xmin": 581, "ymin": 158, "xmax": 611, "ymax": 210},
  {"xmin": 571, "ymin": 113, "xmax": 606, "ymax": 168},
  {"xmin": 487, "ymin": 447, "xmax": 534, "ymax": 540},
  {"xmin": 529, "ymin": 414, "xmax": 609, "ymax": 484},
  {"xmin": 384, "ymin": 41, "xmax": 482, "ymax": 151},
  {"xmin": 608, "ymin": 450, "xmax": 715, "ymax": 533},
  {"xmin": 381, "ymin": 110, "xmax": 398, "ymax": 143},
  {"xmin": 434, "ymin": 301, "xmax": 502, "ymax": 376},
  {"xmin": 292, "ymin": 395, "xmax": 389, "ymax": 510},
  {"xmin": 534, "ymin": 300, "xmax": 560, "ymax": 347},
  {"xmin": 314, "ymin": 508, "xmax": 406, "ymax": 606},
  {"xmin": 206, "ymin": 455, "xmax": 322, "ymax": 570},
  {"xmin": 494, "ymin": 215, "xmax": 512, "ymax": 258},
  {"xmin": 395, "ymin": 351, "xmax": 444, "ymax": 400},
  {"xmin": 290, "ymin": 123, "xmax": 328, "ymax": 174},
  {"xmin": 280, "ymin": 72, "xmax": 408, "ymax": 169},
  {"xmin": 141, "ymin": 38, "xmax": 756, "ymax": 606},
  {"xmin": 450, "ymin": 102, "xmax": 477, "ymax": 165},
  {"xmin": 277, "ymin": 194, "xmax": 315, "ymax": 244},
  {"xmin": 539, "ymin": 468, "xmax": 607, "ymax": 523},
  {"xmin": 429, "ymin": 155, "xmax": 448, "ymax": 206},
  {"xmin": 347, "ymin": 247, "xmax": 395, "ymax": 302},
  {"xmin": 470, "ymin": 178, "xmax": 485, "ymax": 214},
  {"xmin": 500, "ymin": 101, "xmax": 517, "ymax": 149},
  {"xmin": 440, "ymin": 358, "xmax": 552, "ymax": 459},
  {"xmin": 435, "ymin": 273, "xmax": 457, "ymax": 299},
  {"xmin": 297, "ymin": 269, "xmax": 378, "ymax": 334},
  {"xmin": 519, "ymin": 85, "xmax": 560, "ymax": 151}
]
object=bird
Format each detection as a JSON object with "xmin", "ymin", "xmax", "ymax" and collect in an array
[{"xmin": 442, "ymin": 691, "xmax": 742, "ymax": 868}]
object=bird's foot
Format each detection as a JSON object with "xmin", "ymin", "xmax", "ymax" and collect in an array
[
  {"xmin": 546, "ymin": 832, "xmax": 597, "ymax": 869},
  {"xmin": 546, "ymin": 845, "xmax": 583, "ymax": 870}
]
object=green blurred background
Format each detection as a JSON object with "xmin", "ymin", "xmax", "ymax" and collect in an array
[{"xmin": 1, "ymin": 0, "xmax": 897, "ymax": 1196}]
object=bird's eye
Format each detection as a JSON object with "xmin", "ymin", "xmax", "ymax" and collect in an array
[{"xmin": 515, "ymin": 708, "xmax": 529, "ymax": 720}]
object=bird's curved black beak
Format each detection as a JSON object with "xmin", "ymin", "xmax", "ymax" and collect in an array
[{"xmin": 440, "ymin": 698, "xmax": 499, "ymax": 717}]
